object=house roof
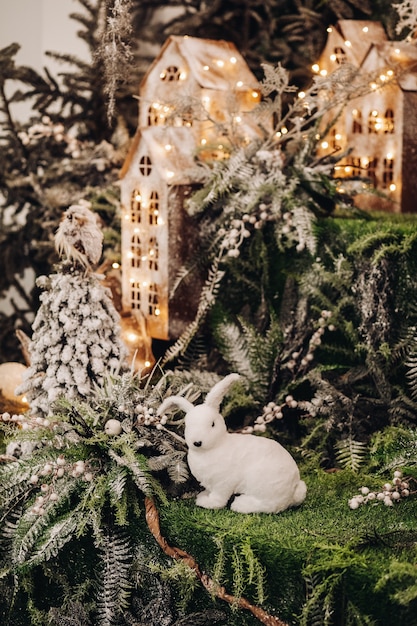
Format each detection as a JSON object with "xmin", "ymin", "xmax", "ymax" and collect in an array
[
  {"xmin": 120, "ymin": 126, "xmax": 198, "ymax": 184},
  {"xmin": 140, "ymin": 35, "xmax": 259, "ymax": 93},
  {"xmin": 362, "ymin": 41, "xmax": 417, "ymax": 91},
  {"xmin": 325, "ymin": 20, "xmax": 387, "ymax": 66}
]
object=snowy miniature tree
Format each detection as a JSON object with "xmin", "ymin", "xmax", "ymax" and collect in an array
[{"xmin": 17, "ymin": 203, "xmax": 127, "ymax": 418}]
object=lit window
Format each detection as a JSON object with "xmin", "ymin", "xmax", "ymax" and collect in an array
[
  {"xmin": 148, "ymin": 191, "xmax": 159, "ymax": 225},
  {"xmin": 131, "ymin": 234, "xmax": 142, "ymax": 268},
  {"xmin": 384, "ymin": 109, "xmax": 394, "ymax": 134},
  {"xmin": 130, "ymin": 282, "xmax": 142, "ymax": 310},
  {"xmin": 160, "ymin": 65, "xmax": 182, "ymax": 81},
  {"xmin": 352, "ymin": 109, "xmax": 362, "ymax": 134},
  {"xmin": 130, "ymin": 189, "xmax": 141, "ymax": 222},
  {"xmin": 148, "ymin": 237, "xmax": 159, "ymax": 271},
  {"xmin": 382, "ymin": 157, "xmax": 394, "ymax": 189},
  {"xmin": 333, "ymin": 47, "xmax": 347, "ymax": 65},
  {"xmin": 148, "ymin": 283, "xmax": 160, "ymax": 316}
]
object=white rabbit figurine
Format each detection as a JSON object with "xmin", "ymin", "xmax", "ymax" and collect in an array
[{"xmin": 158, "ymin": 373, "xmax": 307, "ymax": 514}]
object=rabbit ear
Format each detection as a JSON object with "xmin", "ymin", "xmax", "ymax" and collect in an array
[
  {"xmin": 157, "ymin": 396, "xmax": 194, "ymax": 416},
  {"xmin": 204, "ymin": 373, "xmax": 240, "ymax": 410}
]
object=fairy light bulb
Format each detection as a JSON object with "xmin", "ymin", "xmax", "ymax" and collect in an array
[
  {"xmin": 236, "ymin": 80, "xmax": 243, "ymax": 87},
  {"xmin": 344, "ymin": 40, "xmax": 352, "ymax": 48},
  {"xmin": 164, "ymin": 144, "xmax": 172, "ymax": 151},
  {"xmin": 321, "ymin": 141, "xmax": 329, "ymax": 149},
  {"xmin": 363, "ymin": 26, "xmax": 369, "ymax": 33},
  {"xmin": 216, "ymin": 59, "xmax": 224, "ymax": 68},
  {"xmin": 230, "ymin": 56, "xmax": 237, "ymax": 64},
  {"xmin": 320, "ymin": 69, "xmax": 327, "ymax": 77},
  {"xmin": 203, "ymin": 65, "xmax": 209, "ymax": 71},
  {"xmin": 312, "ymin": 64, "xmax": 320, "ymax": 73},
  {"xmin": 389, "ymin": 183, "xmax": 396, "ymax": 191}
]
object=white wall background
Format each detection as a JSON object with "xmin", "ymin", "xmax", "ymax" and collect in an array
[{"xmin": 0, "ymin": 0, "xmax": 89, "ymax": 119}]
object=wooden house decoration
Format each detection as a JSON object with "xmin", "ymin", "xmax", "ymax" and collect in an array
[
  {"xmin": 120, "ymin": 36, "xmax": 262, "ymax": 341},
  {"xmin": 313, "ymin": 21, "xmax": 417, "ymax": 213}
]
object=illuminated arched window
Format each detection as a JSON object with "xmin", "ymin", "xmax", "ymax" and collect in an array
[
  {"xmin": 384, "ymin": 109, "xmax": 394, "ymax": 133},
  {"xmin": 148, "ymin": 237, "xmax": 159, "ymax": 271},
  {"xmin": 149, "ymin": 191, "xmax": 159, "ymax": 225},
  {"xmin": 352, "ymin": 109, "xmax": 362, "ymax": 134},
  {"xmin": 131, "ymin": 234, "xmax": 142, "ymax": 268},
  {"xmin": 160, "ymin": 66, "xmax": 181, "ymax": 81},
  {"xmin": 130, "ymin": 189, "xmax": 141, "ymax": 222},
  {"xmin": 147, "ymin": 104, "xmax": 167, "ymax": 126},
  {"xmin": 368, "ymin": 111, "xmax": 381, "ymax": 134},
  {"xmin": 334, "ymin": 47, "xmax": 347, "ymax": 65},
  {"xmin": 367, "ymin": 158, "xmax": 378, "ymax": 186},
  {"xmin": 131, "ymin": 282, "xmax": 141, "ymax": 310},
  {"xmin": 382, "ymin": 157, "xmax": 394, "ymax": 189},
  {"xmin": 148, "ymin": 283, "xmax": 160, "ymax": 316},
  {"xmin": 139, "ymin": 155, "xmax": 152, "ymax": 176}
]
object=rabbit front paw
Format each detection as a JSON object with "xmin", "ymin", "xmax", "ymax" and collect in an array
[{"xmin": 196, "ymin": 490, "xmax": 229, "ymax": 509}]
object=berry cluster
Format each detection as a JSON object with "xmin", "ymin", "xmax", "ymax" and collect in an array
[
  {"xmin": 134, "ymin": 403, "xmax": 167, "ymax": 429},
  {"xmin": 1, "ymin": 411, "xmax": 51, "ymax": 431},
  {"xmin": 286, "ymin": 310, "xmax": 334, "ymax": 372},
  {"xmin": 348, "ymin": 470, "xmax": 413, "ymax": 510},
  {"xmin": 29, "ymin": 455, "xmax": 94, "ymax": 516},
  {"xmin": 252, "ymin": 395, "xmax": 298, "ymax": 432}
]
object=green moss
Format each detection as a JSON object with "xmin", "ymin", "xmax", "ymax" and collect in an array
[{"xmin": 158, "ymin": 466, "xmax": 417, "ymax": 625}]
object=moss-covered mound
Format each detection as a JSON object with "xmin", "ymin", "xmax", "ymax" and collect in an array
[{"xmin": 157, "ymin": 464, "xmax": 417, "ymax": 625}]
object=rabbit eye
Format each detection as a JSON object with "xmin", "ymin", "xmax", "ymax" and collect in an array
[{"xmin": 211, "ymin": 421, "xmax": 215, "ymax": 428}]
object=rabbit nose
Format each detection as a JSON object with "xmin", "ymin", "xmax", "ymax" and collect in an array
[{"xmin": 193, "ymin": 441, "xmax": 202, "ymax": 447}]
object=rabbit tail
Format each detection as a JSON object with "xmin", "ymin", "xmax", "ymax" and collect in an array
[{"xmin": 292, "ymin": 480, "xmax": 307, "ymax": 507}]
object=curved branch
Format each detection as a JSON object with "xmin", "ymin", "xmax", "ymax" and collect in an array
[{"xmin": 145, "ymin": 497, "xmax": 288, "ymax": 626}]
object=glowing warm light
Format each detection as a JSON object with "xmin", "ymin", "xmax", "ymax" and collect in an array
[
  {"xmin": 361, "ymin": 157, "xmax": 369, "ymax": 167},
  {"xmin": 166, "ymin": 170, "xmax": 175, "ymax": 179},
  {"xmin": 395, "ymin": 48, "xmax": 400, "ymax": 55},
  {"xmin": 386, "ymin": 152, "xmax": 393, "ymax": 160},
  {"xmin": 126, "ymin": 332, "xmax": 139, "ymax": 343},
  {"xmin": 235, "ymin": 116, "xmax": 242, "ymax": 123},
  {"xmin": 142, "ymin": 281, "xmax": 148, "ymax": 287},
  {"xmin": 22, "ymin": 396, "xmax": 28, "ymax": 404},
  {"xmin": 149, "ymin": 249, "xmax": 155, "ymax": 256},
  {"xmin": 154, "ymin": 308, "xmax": 161, "ymax": 316},
  {"xmin": 275, "ymin": 131, "xmax": 281, "ymax": 138},
  {"xmin": 298, "ymin": 91, "xmax": 306, "ymax": 99},
  {"xmin": 312, "ymin": 64, "xmax": 320, "ymax": 73},
  {"xmin": 236, "ymin": 80, "xmax": 243, "ymax": 87},
  {"xmin": 363, "ymin": 26, "xmax": 369, "ymax": 33},
  {"xmin": 216, "ymin": 59, "xmax": 225, "ymax": 68},
  {"xmin": 281, "ymin": 127, "xmax": 288, "ymax": 135},
  {"xmin": 134, "ymin": 227, "xmax": 140, "ymax": 234},
  {"xmin": 230, "ymin": 56, "xmax": 237, "ymax": 64},
  {"xmin": 203, "ymin": 65, "xmax": 210, "ymax": 71},
  {"xmin": 144, "ymin": 360, "xmax": 151, "ymax": 368},
  {"xmin": 344, "ymin": 166, "xmax": 352, "ymax": 174},
  {"xmin": 129, "ymin": 278, "xmax": 135, "ymax": 284},
  {"xmin": 330, "ymin": 54, "xmax": 336, "ymax": 62},
  {"xmin": 335, "ymin": 133, "xmax": 342, "ymax": 141},
  {"xmin": 370, "ymin": 82, "xmax": 378, "ymax": 90},
  {"xmin": 164, "ymin": 144, "xmax": 172, "ymax": 151},
  {"xmin": 320, "ymin": 69, "xmax": 328, "ymax": 77},
  {"xmin": 389, "ymin": 183, "xmax": 396, "ymax": 191},
  {"xmin": 344, "ymin": 40, "xmax": 352, "ymax": 48},
  {"xmin": 141, "ymin": 255, "xmax": 147, "ymax": 262},
  {"xmin": 327, "ymin": 27, "xmax": 332, "ymax": 33},
  {"xmin": 251, "ymin": 90, "xmax": 259, "ymax": 98},
  {"xmin": 179, "ymin": 71, "xmax": 187, "ymax": 80},
  {"xmin": 372, "ymin": 110, "xmax": 378, "ymax": 117},
  {"xmin": 321, "ymin": 141, "xmax": 329, "ymax": 149},
  {"xmin": 112, "ymin": 262, "xmax": 120, "ymax": 269},
  {"xmin": 159, "ymin": 72, "xmax": 166, "ymax": 79},
  {"xmin": 380, "ymin": 74, "xmax": 387, "ymax": 82},
  {"xmin": 157, "ymin": 217, "xmax": 164, "ymax": 225},
  {"xmin": 124, "ymin": 214, "xmax": 130, "ymax": 221},
  {"xmin": 127, "ymin": 251, "xmax": 134, "ymax": 259},
  {"xmin": 135, "ymin": 193, "xmax": 142, "ymax": 201},
  {"xmin": 201, "ymin": 138, "xmax": 207, "ymax": 145},
  {"xmin": 387, "ymin": 69, "xmax": 394, "ymax": 77}
]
